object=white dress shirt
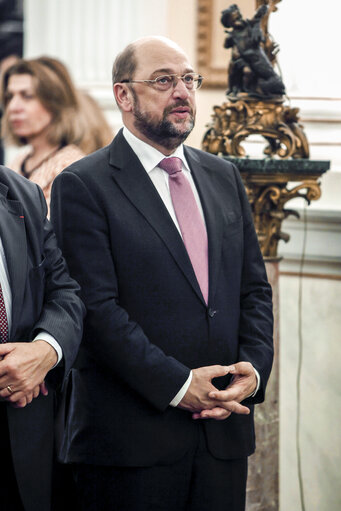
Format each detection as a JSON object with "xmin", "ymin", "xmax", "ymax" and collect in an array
[
  {"xmin": 122, "ymin": 127, "xmax": 259, "ymax": 406},
  {"xmin": 0, "ymin": 236, "xmax": 62, "ymax": 364}
]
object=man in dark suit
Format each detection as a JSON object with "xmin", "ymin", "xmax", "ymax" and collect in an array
[
  {"xmin": 0, "ymin": 165, "xmax": 84, "ymax": 511},
  {"xmin": 50, "ymin": 36, "xmax": 273, "ymax": 511}
]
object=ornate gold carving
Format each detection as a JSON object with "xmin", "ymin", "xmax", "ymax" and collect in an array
[
  {"xmin": 202, "ymin": 97, "xmax": 310, "ymax": 159},
  {"xmin": 240, "ymin": 172, "xmax": 322, "ymax": 258}
]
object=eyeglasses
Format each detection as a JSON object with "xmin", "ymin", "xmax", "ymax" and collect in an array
[{"xmin": 120, "ymin": 73, "xmax": 204, "ymax": 91}]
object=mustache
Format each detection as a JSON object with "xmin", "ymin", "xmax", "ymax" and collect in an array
[{"xmin": 164, "ymin": 101, "xmax": 194, "ymax": 116}]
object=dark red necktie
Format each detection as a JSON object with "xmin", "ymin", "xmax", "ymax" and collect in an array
[
  {"xmin": 159, "ymin": 157, "xmax": 209, "ymax": 303},
  {"xmin": 0, "ymin": 283, "xmax": 8, "ymax": 343}
]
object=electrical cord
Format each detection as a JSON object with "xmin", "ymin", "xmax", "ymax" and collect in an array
[{"xmin": 296, "ymin": 204, "xmax": 308, "ymax": 511}]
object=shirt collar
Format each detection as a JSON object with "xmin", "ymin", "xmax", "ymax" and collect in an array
[{"xmin": 122, "ymin": 126, "xmax": 189, "ymax": 174}]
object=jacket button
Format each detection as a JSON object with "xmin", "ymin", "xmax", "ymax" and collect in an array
[{"xmin": 208, "ymin": 308, "xmax": 217, "ymax": 318}]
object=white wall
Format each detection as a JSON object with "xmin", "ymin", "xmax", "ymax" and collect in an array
[
  {"xmin": 24, "ymin": 0, "xmax": 169, "ymax": 131},
  {"xmin": 23, "ymin": 1, "xmax": 341, "ymax": 509}
]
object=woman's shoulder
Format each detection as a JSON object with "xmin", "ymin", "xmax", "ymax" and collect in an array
[
  {"xmin": 8, "ymin": 146, "xmax": 32, "ymax": 173},
  {"xmin": 56, "ymin": 144, "xmax": 85, "ymax": 166},
  {"xmin": 49, "ymin": 144, "xmax": 85, "ymax": 173}
]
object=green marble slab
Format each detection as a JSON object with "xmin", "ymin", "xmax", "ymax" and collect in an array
[{"xmin": 222, "ymin": 157, "xmax": 330, "ymax": 175}]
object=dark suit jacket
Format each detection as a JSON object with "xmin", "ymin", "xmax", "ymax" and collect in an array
[
  {"xmin": 51, "ymin": 129, "xmax": 273, "ymax": 467},
  {"xmin": 0, "ymin": 166, "xmax": 84, "ymax": 511}
]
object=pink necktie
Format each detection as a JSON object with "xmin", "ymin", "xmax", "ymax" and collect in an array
[
  {"xmin": 159, "ymin": 157, "xmax": 209, "ymax": 303},
  {"xmin": 0, "ymin": 284, "xmax": 8, "ymax": 343}
]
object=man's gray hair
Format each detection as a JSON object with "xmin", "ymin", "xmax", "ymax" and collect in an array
[{"xmin": 112, "ymin": 43, "xmax": 137, "ymax": 85}]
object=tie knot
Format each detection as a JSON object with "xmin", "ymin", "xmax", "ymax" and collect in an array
[{"xmin": 159, "ymin": 157, "xmax": 182, "ymax": 176}]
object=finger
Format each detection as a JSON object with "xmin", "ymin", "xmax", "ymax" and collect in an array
[
  {"xmin": 33, "ymin": 386, "xmax": 40, "ymax": 399},
  {"xmin": 40, "ymin": 381, "xmax": 48, "ymax": 396},
  {"xmin": 0, "ymin": 344, "xmax": 14, "ymax": 356},
  {"xmin": 229, "ymin": 361, "xmax": 254, "ymax": 376},
  {"xmin": 193, "ymin": 407, "xmax": 231, "ymax": 420},
  {"xmin": 220, "ymin": 400, "xmax": 250, "ymax": 415},
  {"xmin": 24, "ymin": 392, "xmax": 34, "ymax": 405},
  {"xmin": 208, "ymin": 389, "xmax": 237, "ymax": 401},
  {"xmin": 205, "ymin": 364, "xmax": 235, "ymax": 381},
  {"xmin": 0, "ymin": 347, "xmax": 15, "ymax": 375},
  {"xmin": 0, "ymin": 384, "xmax": 16, "ymax": 399},
  {"xmin": 209, "ymin": 387, "xmax": 245, "ymax": 402},
  {"xmin": 5, "ymin": 390, "xmax": 28, "ymax": 404},
  {"xmin": 209, "ymin": 375, "xmax": 256, "ymax": 402},
  {"xmin": 193, "ymin": 407, "xmax": 227, "ymax": 419},
  {"xmin": 0, "ymin": 375, "xmax": 10, "ymax": 388},
  {"xmin": 12, "ymin": 397, "xmax": 28, "ymax": 408},
  {"xmin": 0, "ymin": 367, "xmax": 21, "ymax": 387}
]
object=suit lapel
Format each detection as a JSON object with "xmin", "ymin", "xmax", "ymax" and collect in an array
[
  {"xmin": 108, "ymin": 132, "xmax": 204, "ymax": 303},
  {"xmin": 0, "ymin": 181, "xmax": 27, "ymax": 337},
  {"xmin": 184, "ymin": 147, "xmax": 224, "ymax": 304}
]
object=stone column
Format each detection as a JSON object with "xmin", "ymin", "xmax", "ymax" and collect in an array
[{"xmin": 246, "ymin": 260, "xmax": 280, "ymax": 511}]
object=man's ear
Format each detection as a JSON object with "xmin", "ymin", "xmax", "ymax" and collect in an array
[{"xmin": 113, "ymin": 83, "xmax": 133, "ymax": 112}]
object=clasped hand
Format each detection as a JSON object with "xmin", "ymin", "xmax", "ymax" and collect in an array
[
  {"xmin": 0, "ymin": 341, "xmax": 57, "ymax": 408},
  {"xmin": 178, "ymin": 362, "xmax": 257, "ymax": 421}
]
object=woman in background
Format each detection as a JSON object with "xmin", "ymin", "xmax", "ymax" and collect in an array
[
  {"xmin": 1, "ymin": 58, "xmax": 84, "ymax": 213},
  {"xmin": 1, "ymin": 57, "xmax": 112, "ymax": 213},
  {"xmin": 36, "ymin": 55, "xmax": 113, "ymax": 154}
]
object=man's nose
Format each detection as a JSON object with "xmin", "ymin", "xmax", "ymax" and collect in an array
[{"xmin": 172, "ymin": 78, "xmax": 190, "ymax": 99}]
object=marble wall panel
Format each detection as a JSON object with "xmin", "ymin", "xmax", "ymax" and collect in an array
[{"xmin": 279, "ymin": 274, "xmax": 341, "ymax": 511}]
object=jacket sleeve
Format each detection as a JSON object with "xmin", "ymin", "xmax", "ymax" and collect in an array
[
  {"xmin": 232, "ymin": 163, "xmax": 274, "ymax": 404},
  {"xmin": 31, "ymin": 185, "xmax": 85, "ymax": 384},
  {"xmin": 50, "ymin": 170, "xmax": 190, "ymax": 411}
]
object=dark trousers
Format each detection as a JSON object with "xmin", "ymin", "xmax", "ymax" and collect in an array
[
  {"xmin": 0, "ymin": 404, "xmax": 25, "ymax": 511},
  {"xmin": 72, "ymin": 424, "xmax": 247, "ymax": 511}
]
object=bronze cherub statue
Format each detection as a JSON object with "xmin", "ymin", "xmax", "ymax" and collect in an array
[
  {"xmin": 221, "ymin": 3, "xmax": 285, "ymax": 97},
  {"xmin": 202, "ymin": 2, "xmax": 309, "ymax": 159}
]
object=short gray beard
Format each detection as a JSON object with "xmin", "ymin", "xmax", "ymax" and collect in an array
[{"xmin": 132, "ymin": 92, "xmax": 195, "ymax": 151}]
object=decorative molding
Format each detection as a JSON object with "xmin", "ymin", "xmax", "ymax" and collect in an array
[{"xmin": 197, "ymin": 0, "xmax": 226, "ymax": 88}]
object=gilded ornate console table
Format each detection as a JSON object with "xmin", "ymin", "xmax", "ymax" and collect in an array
[{"xmin": 224, "ymin": 157, "xmax": 330, "ymax": 260}]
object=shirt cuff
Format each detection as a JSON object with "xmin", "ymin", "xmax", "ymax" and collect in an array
[
  {"xmin": 247, "ymin": 367, "xmax": 260, "ymax": 398},
  {"xmin": 169, "ymin": 371, "xmax": 193, "ymax": 407},
  {"xmin": 32, "ymin": 332, "xmax": 63, "ymax": 368}
]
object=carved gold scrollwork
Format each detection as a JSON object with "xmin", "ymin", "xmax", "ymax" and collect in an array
[
  {"xmin": 241, "ymin": 178, "xmax": 322, "ymax": 258},
  {"xmin": 202, "ymin": 98, "xmax": 309, "ymax": 160}
]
